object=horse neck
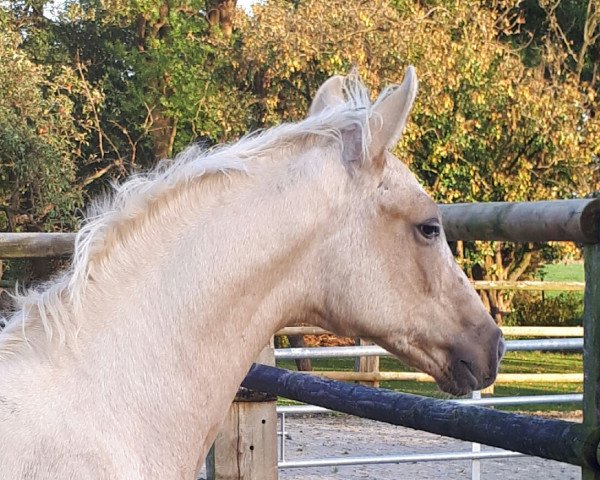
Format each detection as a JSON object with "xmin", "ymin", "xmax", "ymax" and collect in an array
[{"xmin": 67, "ymin": 152, "xmax": 337, "ymax": 473}]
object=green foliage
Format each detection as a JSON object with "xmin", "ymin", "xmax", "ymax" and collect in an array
[
  {"xmin": 237, "ymin": 0, "xmax": 598, "ymax": 320},
  {"xmin": 51, "ymin": 0, "xmax": 254, "ymax": 171},
  {"xmin": 0, "ymin": 10, "xmax": 85, "ymax": 232},
  {"xmin": 505, "ymin": 292, "xmax": 584, "ymax": 326},
  {"xmin": 0, "ymin": 116, "xmax": 81, "ymax": 231},
  {"xmin": 515, "ymin": 0, "xmax": 599, "ymax": 86}
]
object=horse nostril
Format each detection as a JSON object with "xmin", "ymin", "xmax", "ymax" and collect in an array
[
  {"xmin": 497, "ymin": 337, "xmax": 506, "ymax": 362},
  {"xmin": 458, "ymin": 359, "xmax": 475, "ymax": 377}
]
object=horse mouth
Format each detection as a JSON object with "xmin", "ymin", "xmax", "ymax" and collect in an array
[
  {"xmin": 435, "ymin": 373, "xmax": 477, "ymax": 396},
  {"xmin": 374, "ymin": 337, "xmax": 500, "ymax": 396},
  {"xmin": 435, "ymin": 361, "xmax": 495, "ymax": 396},
  {"xmin": 432, "ymin": 333, "xmax": 504, "ymax": 396}
]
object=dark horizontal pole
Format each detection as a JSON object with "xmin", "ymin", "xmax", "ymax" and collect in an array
[
  {"xmin": 242, "ymin": 363, "xmax": 600, "ymax": 470},
  {"xmin": 440, "ymin": 198, "xmax": 600, "ymax": 243}
]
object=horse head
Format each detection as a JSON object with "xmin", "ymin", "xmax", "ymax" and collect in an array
[{"xmin": 308, "ymin": 68, "xmax": 504, "ymax": 395}]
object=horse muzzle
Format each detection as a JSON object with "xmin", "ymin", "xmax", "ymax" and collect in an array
[{"xmin": 439, "ymin": 326, "xmax": 505, "ymax": 396}]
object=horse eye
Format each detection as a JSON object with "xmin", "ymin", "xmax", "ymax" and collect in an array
[{"xmin": 418, "ymin": 222, "xmax": 440, "ymax": 240}]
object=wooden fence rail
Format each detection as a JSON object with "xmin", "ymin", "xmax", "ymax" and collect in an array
[
  {"xmin": 276, "ymin": 326, "xmax": 584, "ymax": 338},
  {"xmin": 0, "ymin": 233, "xmax": 76, "ymax": 258},
  {"xmin": 472, "ymin": 280, "xmax": 584, "ymax": 291},
  {"xmin": 305, "ymin": 371, "xmax": 584, "ymax": 384},
  {"xmin": 1, "ymin": 198, "xmax": 598, "ymax": 258},
  {"xmin": 439, "ymin": 199, "xmax": 600, "ymax": 243}
]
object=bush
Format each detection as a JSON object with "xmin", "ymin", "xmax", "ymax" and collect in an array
[{"xmin": 504, "ymin": 292, "xmax": 583, "ymax": 327}]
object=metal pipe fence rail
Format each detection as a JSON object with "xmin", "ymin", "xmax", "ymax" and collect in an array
[
  {"xmin": 272, "ymin": 337, "xmax": 585, "ymax": 474},
  {"xmin": 275, "ymin": 338, "xmax": 585, "ymax": 384},
  {"xmin": 276, "ymin": 394, "xmax": 584, "ymax": 471},
  {"xmin": 274, "ymin": 338, "xmax": 584, "ymax": 359},
  {"xmin": 278, "ymin": 451, "xmax": 526, "ymax": 469}
]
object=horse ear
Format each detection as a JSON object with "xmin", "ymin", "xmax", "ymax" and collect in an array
[
  {"xmin": 368, "ymin": 66, "xmax": 418, "ymax": 158},
  {"xmin": 308, "ymin": 75, "xmax": 346, "ymax": 117}
]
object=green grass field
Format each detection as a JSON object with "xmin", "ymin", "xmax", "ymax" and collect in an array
[
  {"xmin": 541, "ymin": 262, "xmax": 584, "ymax": 282},
  {"xmin": 538, "ymin": 262, "xmax": 584, "ymax": 300}
]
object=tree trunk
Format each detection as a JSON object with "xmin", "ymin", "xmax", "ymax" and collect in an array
[
  {"xmin": 135, "ymin": 2, "xmax": 177, "ymax": 162},
  {"xmin": 206, "ymin": 0, "xmax": 237, "ymax": 38},
  {"xmin": 149, "ymin": 103, "xmax": 175, "ymax": 161}
]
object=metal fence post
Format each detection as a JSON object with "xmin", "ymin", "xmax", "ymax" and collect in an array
[
  {"xmin": 471, "ymin": 390, "xmax": 481, "ymax": 480},
  {"xmin": 279, "ymin": 412, "xmax": 286, "ymax": 463},
  {"xmin": 583, "ymin": 245, "xmax": 600, "ymax": 480}
]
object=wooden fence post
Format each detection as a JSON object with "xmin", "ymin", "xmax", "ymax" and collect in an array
[
  {"xmin": 583, "ymin": 245, "xmax": 600, "ymax": 480},
  {"xmin": 354, "ymin": 338, "xmax": 380, "ymax": 388},
  {"xmin": 206, "ymin": 342, "xmax": 278, "ymax": 480}
]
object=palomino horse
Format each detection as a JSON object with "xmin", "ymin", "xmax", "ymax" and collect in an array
[{"xmin": 0, "ymin": 68, "xmax": 503, "ymax": 479}]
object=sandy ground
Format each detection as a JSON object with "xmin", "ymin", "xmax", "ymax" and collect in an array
[
  {"xmin": 276, "ymin": 413, "xmax": 581, "ymax": 480},
  {"xmin": 199, "ymin": 412, "xmax": 582, "ymax": 479}
]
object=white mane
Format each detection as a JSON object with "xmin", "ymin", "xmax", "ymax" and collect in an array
[{"xmin": 0, "ymin": 74, "xmax": 373, "ymax": 356}]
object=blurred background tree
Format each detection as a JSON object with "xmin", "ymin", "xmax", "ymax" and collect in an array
[{"xmin": 0, "ymin": 0, "xmax": 598, "ymax": 321}]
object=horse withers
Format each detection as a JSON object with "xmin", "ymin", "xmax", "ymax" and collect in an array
[{"xmin": 0, "ymin": 67, "xmax": 503, "ymax": 479}]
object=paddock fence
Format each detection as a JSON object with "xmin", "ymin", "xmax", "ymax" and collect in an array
[
  {"xmin": 272, "ymin": 336, "xmax": 583, "ymax": 477},
  {"xmin": 1, "ymin": 198, "xmax": 599, "ymax": 480}
]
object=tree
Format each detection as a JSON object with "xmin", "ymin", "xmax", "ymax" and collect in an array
[
  {"xmin": 514, "ymin": 0, "xmax": 600, "ymax": 87},
  {"xmin": 0, "ymin": 9, "xmax": 88, "ymax": 235},
  {"xmin": 56, "ymin": 0, "xmax": 251, "ymax": 172}
]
